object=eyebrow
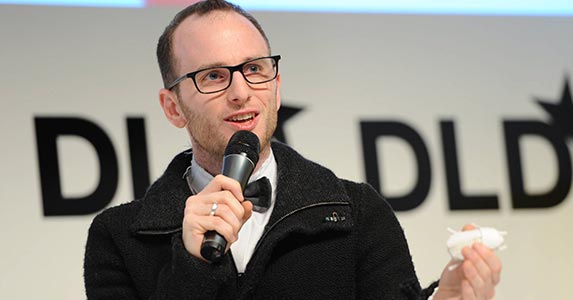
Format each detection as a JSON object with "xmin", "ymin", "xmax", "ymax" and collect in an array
[{"xmin": 193, "ymin": 55, "xmax": 266, "ymax": 72}]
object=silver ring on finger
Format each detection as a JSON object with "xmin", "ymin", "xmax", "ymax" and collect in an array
[{"xmin": 209, "ymin": 202, "xmax": 218, "ymax": 216}]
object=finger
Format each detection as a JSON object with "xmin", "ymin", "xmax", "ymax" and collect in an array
[
  {"xmin": 463, "ymin": 246, "xmax": 495, "ymax": 299},
  {"xmin": 186, "ymin": 190, "xmax": 245, "ymax": 220},
  {"xmin": 180, "ymin": 213, "xmax": 237, "ymax": 258},
  {"xmin": 198, "ymin": 215, "xmax": 238, "ymax": 244},
  {"xmin": 208, "ymin": 203, "xmax": 243, "ymax": 236},
  {"xmin": 183, "ymin": 200, "xmax": 241, "ymax": 246},
  {"xmin": 200, "ymin": 174, "xmax": 245, "ymax": 201},
  {"xmin": 191, "ymin": 195, "xmax": 245, "ymax": 234},
  {"xmin": 242, "ymin": 201, "xmax": 253, "ymax": 222},
  {"xmin": 462, "ymin": 223, "xmax": 477, "ymax": 231},
  {"xmin": 184, "ymin": 196, "xmax": 219, "ymax": 216},
  {"xmin": 208, "ymin": 190, "xmax": 246, "ymax": 220},
  {"xmin": 461, "ymin": 279, "xmax": 477, "ymax": 300},
  {"xmin": 462, "ymin": 255, "xmax": 488, "ymax": 300},
  {"xmin": 474, "ymin": 243, "xmax": 502, "ymax": 285}
]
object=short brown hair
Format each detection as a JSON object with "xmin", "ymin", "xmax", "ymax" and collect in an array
[{"xmin": 156, "ymin": 0, "xmax": 271, "ymax": 89}]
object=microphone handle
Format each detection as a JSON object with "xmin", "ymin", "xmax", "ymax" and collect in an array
[
  {"xmin": 200, "ymin": 231, "xmax": 228, "ymax": 263},
  {"xmin": 200, "ymin": 154, "xmax": 254, "ymax": 263}
]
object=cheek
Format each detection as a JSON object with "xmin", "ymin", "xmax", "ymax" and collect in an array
[
  {"xmin": 179, "ymin": 93, "xmax": 210, "ymax": 119},
  {"xmin": 184, "ymin": 100, "xmax": 224, "ymax": 133},
  {"xmin": 275, "ymin": 86, "xmax": 281, "ymax": 110}
]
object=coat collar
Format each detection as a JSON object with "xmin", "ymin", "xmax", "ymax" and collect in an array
[
  {"xmin": 130, "ymin": 142, "xmax": 351, "ymax": 235},
  {"xmin": 130, "ymin": 149, "xmax": 192, "ymax": 235},
  {"xmin": 267, "ymin": 142, "xmax": 351, "ymax": 227}
]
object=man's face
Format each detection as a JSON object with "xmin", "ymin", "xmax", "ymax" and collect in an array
[{"xmin": 168, "ymin": 10, "xmax": 281, "ymax": 167}]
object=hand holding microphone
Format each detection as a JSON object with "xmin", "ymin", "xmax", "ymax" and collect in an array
[{"xmin": 181, "ymin": 131, "xmax": 260, "ymax": 263}]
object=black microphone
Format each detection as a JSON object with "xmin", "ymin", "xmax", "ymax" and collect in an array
[{"xmin": 200, "ymin": 130, "xmax": 260, "ymax": 263}]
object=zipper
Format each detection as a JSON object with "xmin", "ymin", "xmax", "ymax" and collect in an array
[
  {"xmin": 251, "ymin": 201, "xmax": 351, "ymax": 257},
  {"xmin": 136, "ymin": 227, "xmax": 182, "ymax": 236},
  {"xmin": 236, "ymin": 201, "xmax": 351, "ymax": 299},
  {"xmin": 135, "ymin": 202, "xmax": 351, "ymax": 239}
]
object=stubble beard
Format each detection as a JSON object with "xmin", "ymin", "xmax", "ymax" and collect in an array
[
  {"xmin": 181, "ymin": 98, "xmax": 278, "ymax": 175},
  {"xmin": 181, "ymin": 104, "xmax": 227, "ymax": 174}
]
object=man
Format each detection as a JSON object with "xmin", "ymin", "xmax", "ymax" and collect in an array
[{"xmin": 84, "ymin": 1, "xmax": 501, "ymax": 299}]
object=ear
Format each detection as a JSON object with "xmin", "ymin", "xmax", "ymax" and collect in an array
[
  {"xmin": 159, "ymin": 88, "xmax": 187, "ymax": 128},
  {"xmin": 275, "ymin": 73, "xmax": 282, "ymax": 110}
]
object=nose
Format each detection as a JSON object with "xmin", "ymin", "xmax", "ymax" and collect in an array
[{"xmin": 226, "ymin": 70, "xmax": 250, "ymax": 104}]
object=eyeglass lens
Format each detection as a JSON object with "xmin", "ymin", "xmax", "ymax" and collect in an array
[{"xmin": 194, "ymin": 57, "xmax": 277, "ymax": 93}]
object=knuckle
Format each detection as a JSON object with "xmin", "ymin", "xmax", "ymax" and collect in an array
[
  {"xmin": 228, "ymin": 234, "xmax": 238, "ymax": 244},
  {"xmin": 482, "ymin": 265, "xmax": 492, "ymax": 278},
  {"xmin": 217, "ymin": 204, "xmax": 230, "ymax": 216},
  {"xmin": 182, "ymin": 216, "xmax": 195, "ymax": 229},
  {"xmin": 229, "ymin": 217, "xmax": 241, "ymax": 230},
  {"xmin": 185, "ymin": 195, "xmax": 196, "ymax": 207},
  {"xmin": 211, "ymin": 217, "xmax": 224, "ymax": 228},
  {"xmin": 219, "ymin": 224, "xmax": 235, "ymax": 241},
  {"xmin": 494, "ymin": 261, "xmax": 502, "ymax": 273},
  {"xmin": 214, "ymin": 174, "xmax": 230, "ymax": 184},
  {"xmin": 236, "ymin": 210, "xmax": 245, "ymax": 220},
  {"xmin": 221, "ymin": 190, "xmax": 234, "ymax": 201},
  {"xmin": 222, "ymin": 190, "xmax": 237, "ymax": 201}
]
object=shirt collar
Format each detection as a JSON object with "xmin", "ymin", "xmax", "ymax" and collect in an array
[{"xmin": 185, "ymin": 148, "xmax": 278, "ymax": 204}]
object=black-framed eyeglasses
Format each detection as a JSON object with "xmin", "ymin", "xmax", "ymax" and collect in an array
[{"xmin": 167, "ymin": 55, "xmax": 281, "ymax": 94}]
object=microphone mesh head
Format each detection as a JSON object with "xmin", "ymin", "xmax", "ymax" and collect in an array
[{"xmin": 224, "ymin": 130, "xmax": 260, "ymax": 164}]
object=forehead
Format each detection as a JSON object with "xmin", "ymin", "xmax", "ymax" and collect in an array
[{"xmin": 172, "ymin": 10, "xmax": 269, "ymax": 72}]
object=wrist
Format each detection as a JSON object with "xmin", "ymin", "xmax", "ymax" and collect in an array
[{"xmin": 431, "ymin": 288, "xmax": 461, "ymax": 300}]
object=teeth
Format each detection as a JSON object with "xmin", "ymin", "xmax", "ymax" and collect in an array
[{"xmin": 229, "ymin": 113, "xmax": 255, "ymax": 122}]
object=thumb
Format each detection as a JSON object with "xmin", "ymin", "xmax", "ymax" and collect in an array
[{"xmin": 242, "ymin": 201, "xmax": 253, "ymax": 222}]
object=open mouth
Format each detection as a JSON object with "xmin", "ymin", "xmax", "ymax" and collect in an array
[{"xmin": 226, "ymin": 112, "xmax": 256, "ymax": 123}]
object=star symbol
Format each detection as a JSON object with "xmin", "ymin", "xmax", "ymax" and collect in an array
[
  {"xmin": 273, "ymin": 103, "xmax": 303, "ymax": 145},
  {"xmin": 537, "ymin": 76, "xmax": 573, "ymax": 138}
]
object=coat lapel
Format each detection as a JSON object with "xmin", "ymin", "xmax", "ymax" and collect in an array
[
  {"xmin": 268, "ymin": 142, "xmax": 353, "ymax": 227},
  {"xmin": 130, "ymin": 150, "xmax": 193, "ymax": 235},
  {"xmin": 129, "ymin": 143, "xmax": 354, "ymax": 237}
]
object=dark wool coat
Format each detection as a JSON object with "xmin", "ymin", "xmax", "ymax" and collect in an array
[{"xmin": 84, "ymin": 142, "xmax": 429, "ymax": 300}]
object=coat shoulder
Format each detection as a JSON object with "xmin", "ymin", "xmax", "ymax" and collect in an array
[{"xmin": 88, "ymin": 200, "xmax": 143, "ymax": 235}]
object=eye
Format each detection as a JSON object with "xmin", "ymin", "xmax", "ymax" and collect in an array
[
  {"xmin": 207, "ymin": 72, "xmax": 220, "ymax": 80},
  {"xmin": 243, "ymin": 63, "xmax": 262, "ymax": 75},
  {"xmin": 198, "ymin": 68, "xmax": 227, "ymax": 83}
]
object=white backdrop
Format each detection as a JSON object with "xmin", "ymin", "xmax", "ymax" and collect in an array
[{"xmin": 1, "ymin": 4, "xmax": 572, "ymax": 299}]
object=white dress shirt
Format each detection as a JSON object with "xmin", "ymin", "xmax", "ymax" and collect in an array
[{"xmin": 186, "ymin": 149, "xmax": 277, "ymax": 273}]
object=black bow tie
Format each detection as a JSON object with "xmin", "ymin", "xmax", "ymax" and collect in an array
[{"xmin": 244, "ymin": 177, "xmax": 272, "ymax": 211}]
